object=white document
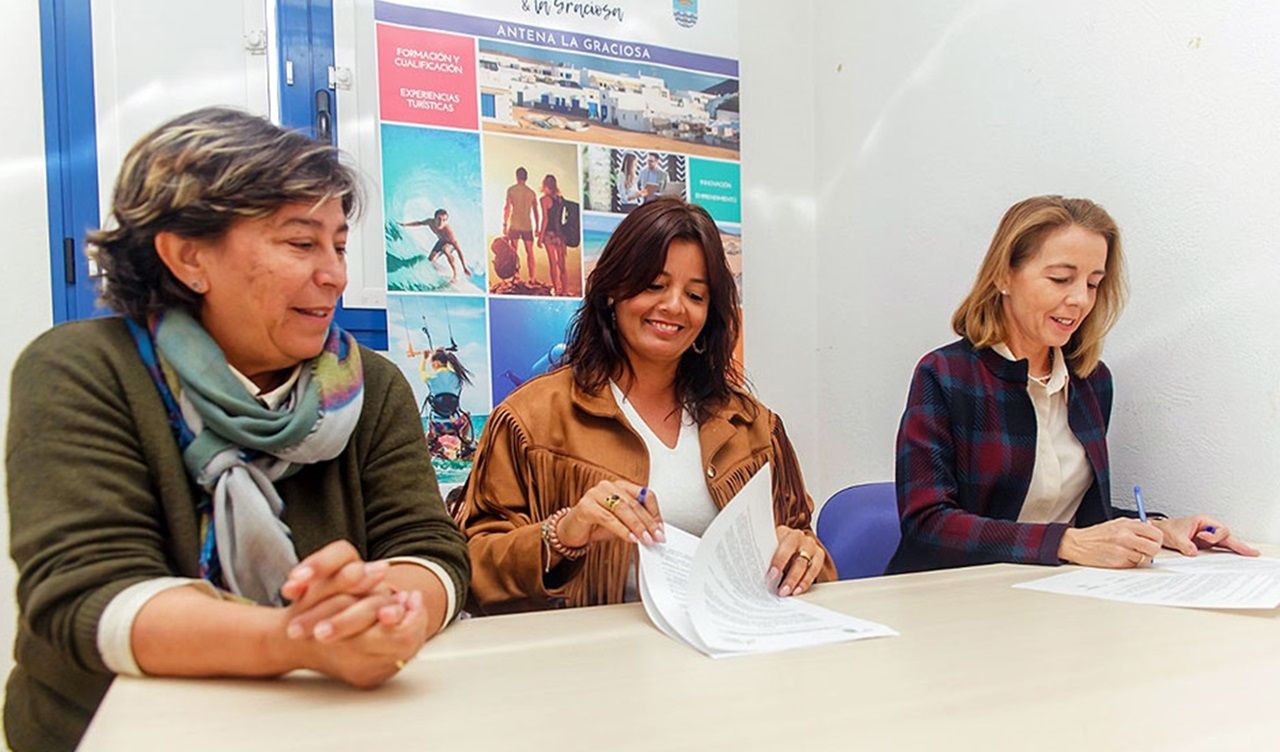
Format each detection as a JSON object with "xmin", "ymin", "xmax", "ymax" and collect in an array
[
  {"xmin": 637, "ymin": 465, "xmax": 897, "ymax": 657},
  {"xmin": 1152, "ymin": 553, "xmax": 1280, "ymax": 575},
  {"xmin": 637, "ymin": 525, "xmax": 715, "ymax": 654},
  {"xmin": 1014, "ymin": 556, "xmax": 1280, "ymax": 610}
]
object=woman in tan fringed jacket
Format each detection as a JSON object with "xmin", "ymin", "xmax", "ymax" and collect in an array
[{"xmin": 459, "ymin": 198, "xmax": 835, "ymax": 614}]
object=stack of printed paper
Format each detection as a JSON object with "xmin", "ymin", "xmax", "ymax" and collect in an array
[
  {"xmin": 1014, "ymin": 554, "xmax": 1280, "ymax": 609},
  {"xmin": 637, "ymin": 465, "xmax": 897, "ymax": 657}
]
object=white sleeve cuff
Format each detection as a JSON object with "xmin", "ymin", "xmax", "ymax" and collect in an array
[
  {"xmin": 97, "ymin": 577, "xmax": 220, "ymax": 676},
  {"xmin": 384, "ymin": 556, "xmax": 458, "ymax": 624}
]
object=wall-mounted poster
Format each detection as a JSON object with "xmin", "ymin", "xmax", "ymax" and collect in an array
[
  {"xmin": 370, "ymin": 0, "xmax": 742, "ymax": 490},
  {"xmin": 386, "ymin": 293, "xmax": 492, "ymax": 487},
  {"xmin": 382, "ymin": 125, "xmax": 486, "ymax": 293}
]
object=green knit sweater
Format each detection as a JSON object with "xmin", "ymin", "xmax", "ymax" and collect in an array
[{"xmin": 4, "ymin": 317, "xmax": 470, "ymax": 752}]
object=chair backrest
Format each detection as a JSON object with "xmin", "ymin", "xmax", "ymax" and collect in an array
[{"xmin": 816, "ymin": 482, "xmax": 900, "ymax": 580}]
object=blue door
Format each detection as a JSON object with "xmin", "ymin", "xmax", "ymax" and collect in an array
[
  {"xmin": 481, "ymin": 93, "xmax": 496, "ymax": 118},
  {"xmin": 39, "ymin": 0, "xmax": 107, "ymax": 323}
]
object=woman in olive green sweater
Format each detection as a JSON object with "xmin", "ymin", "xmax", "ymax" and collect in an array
[{"xmin": 5, "ymin": 108, "xmax": 469, "ymax": 752}]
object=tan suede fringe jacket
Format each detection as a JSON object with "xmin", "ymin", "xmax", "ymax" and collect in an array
[{"xmin": 459, "ymin": 367, "xmax": 835, "ymax": 614}]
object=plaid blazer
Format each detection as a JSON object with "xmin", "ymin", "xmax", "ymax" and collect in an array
[{"xmin": 888, "ymin": 338, "xmax": 1125, "ymax": 573}]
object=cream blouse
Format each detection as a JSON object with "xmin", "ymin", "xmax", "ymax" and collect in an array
[{"xmin": 993, "ymin": 344, "xmax": 1094, "ymax": 524}]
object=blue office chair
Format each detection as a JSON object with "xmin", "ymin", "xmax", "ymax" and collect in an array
[{"xmin": 816, "ymin": 482, "xmax": 901, "ymax": 580}]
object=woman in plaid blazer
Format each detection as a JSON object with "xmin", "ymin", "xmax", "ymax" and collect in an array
[{"xmin": 889, "ymin": 196, "xmax": 1255, "ymax": 573}]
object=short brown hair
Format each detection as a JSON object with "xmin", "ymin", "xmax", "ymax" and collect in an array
[
  {"xmin": 90, "ymin": 107, "xmax": 360, "ymax": 321},
  {"xmin": 564, "ymin": 197, "xmax": 742, "ymax": 422},
  {"xmin": 952, "ymin": 195, "xmax": 1127, "ymax": 376}
]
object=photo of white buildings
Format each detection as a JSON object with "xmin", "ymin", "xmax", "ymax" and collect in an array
[{"xmin": 478, "ymin": 40, "xmax": 739, "ymax": 160}]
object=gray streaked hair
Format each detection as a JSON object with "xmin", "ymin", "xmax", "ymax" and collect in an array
[{"xmin": 90, "ymin": 106, "xmax": 361, "ymax": 320}]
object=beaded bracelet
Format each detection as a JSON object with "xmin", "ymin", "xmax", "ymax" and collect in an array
[{"xmin": 542, "ymin": 507, "xmax": 588, "ymax": 565}]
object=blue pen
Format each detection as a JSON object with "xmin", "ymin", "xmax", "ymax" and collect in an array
[
  {"xmin": 637, "ymin": 486, "xmax": 664, "ymax": 541},
  {"xmin": 1133, "ymin": 485, "xmax": 1148, "ymax": 523}
]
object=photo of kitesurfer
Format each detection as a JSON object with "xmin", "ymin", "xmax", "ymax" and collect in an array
[{"xmin": 387, "ymin": 293, "xmax": 491, "ymax": 489}]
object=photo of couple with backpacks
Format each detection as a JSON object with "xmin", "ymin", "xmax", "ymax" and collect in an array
[{"xmin": 495, "ymin": 165, "xmax": 581, "ymax": 296}]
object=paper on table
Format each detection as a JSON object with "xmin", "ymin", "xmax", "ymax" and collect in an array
[
  {"xmin": 1152, "ymin": 553, "xmax": 1280, "ymax": 574},
  {"xmin": 637, "ymin": 525, "xmax": 716, "ymax": 654},
  {"xmin": 637, "ymin": 464, "xmax": 897, "ymax": 656},
  {"xmin": 1014, "ymin": 561, "xmax": 1280, "ymax": 609}
]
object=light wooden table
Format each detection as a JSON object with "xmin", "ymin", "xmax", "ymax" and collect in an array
[{"xmin": 79, "ymin": 558, "xmax": 1280, "ymax": 751}]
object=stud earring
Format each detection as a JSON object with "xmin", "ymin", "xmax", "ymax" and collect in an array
[{"xmin": 190, "ymin": 279, "xmax": 206, "ymax": 293}]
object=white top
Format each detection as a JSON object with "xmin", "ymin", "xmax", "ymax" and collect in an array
[
  {"xmin": 610, "ymin": 382, "xmax": 718, "ymax": 601},
  {"xmin": 993, "ymin": 344, "xmax": 1094, "ymax": 524},
  {"xmin": 229, "ymin": 363, "xmax": 303, "ymax": 409}
]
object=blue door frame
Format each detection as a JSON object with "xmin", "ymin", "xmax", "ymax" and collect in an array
[
  {"xmin": 40, "ymin": 0, "xmax": 388, "ymax": 349},
  {"xmin": 40, "ymin": 0, "xmax": 105, "ymax": 323},
  {"xmin": 277, "ymin": 0, "xmax": 388, "ymax": 348}
]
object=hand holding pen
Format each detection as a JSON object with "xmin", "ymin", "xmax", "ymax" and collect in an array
[{"xmin": 555, "ymin": 481, "xmax": 665, "ymax": 550}]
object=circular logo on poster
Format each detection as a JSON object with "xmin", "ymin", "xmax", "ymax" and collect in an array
[{"xmin": 673, "ymin": 0, "xmax": 698, "ymax": 28}]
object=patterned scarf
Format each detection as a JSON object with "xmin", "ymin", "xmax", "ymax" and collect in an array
[{"xmin": 127, "ymin": 309, "xmax": 364, "ymax": 605}]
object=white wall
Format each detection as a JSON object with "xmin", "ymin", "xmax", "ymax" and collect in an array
[
  {"xmin": 0, "ymin": 0, "xmax": 54, "ymax": 706},
  {"xmin": 809, "ymin": 0, "xmax": 1280, "ymax": 540},
  {"xmin": 739, "ymin": 0, "xmax": 821, "ymax": 487}
]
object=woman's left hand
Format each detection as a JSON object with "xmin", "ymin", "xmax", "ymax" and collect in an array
[
  {"xmin": 768, "ymin": 526, "xmax": 825, "ymax": 597},
  {"xmin": 1152, "ymin": 515, "xmax": 1260, "ymax": 558},
  {"xmin": 296, "ymin": 590, "xmax": 431, "ymax": 689}
]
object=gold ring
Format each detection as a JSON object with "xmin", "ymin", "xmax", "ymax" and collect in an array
[
  {"xmin": 797, "ymin": 550, "xmax": 813, "ymax": 563},
  {"xmin": 395, "ymin": 659, "xmax": 407, "ymax": 671},
  {"xmin": 602, "ymin": 494, "xmax": 622, "ymax": 511}
]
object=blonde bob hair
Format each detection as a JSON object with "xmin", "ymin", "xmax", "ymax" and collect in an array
[{"xmin": 951, "ymin": 195, "xmax": 1127, "ymax": 377}]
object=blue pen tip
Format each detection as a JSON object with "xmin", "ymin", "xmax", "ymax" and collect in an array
[{"xmin": 1134, "ymin": 485, "xmax": 1141, "ymax": 494}]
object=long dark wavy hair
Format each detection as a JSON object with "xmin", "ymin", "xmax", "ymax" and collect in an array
[
  {"xmin": 430, "ymin": 347, "xmax": 473, "ymax": 385},
  {"xmin": 563, "ymin": 197, "xmax": 743, "ymax": 423}
]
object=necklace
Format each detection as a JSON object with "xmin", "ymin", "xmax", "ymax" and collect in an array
[{"xmin": 1028, "ymin": 349, "xmax": 1053, "ymax": 385}]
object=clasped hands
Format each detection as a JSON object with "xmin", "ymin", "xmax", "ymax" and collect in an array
[
  {"xmin": 554, "ymin": 479, "xmax": 826, "ymax": 596},
  {"xmin": 277, "ymin": 540, "xmax": 429, "ymax": 689},
  {"xmin": 1058, "ymin": 515, "xmax": 1258, "ymax": 569}
]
